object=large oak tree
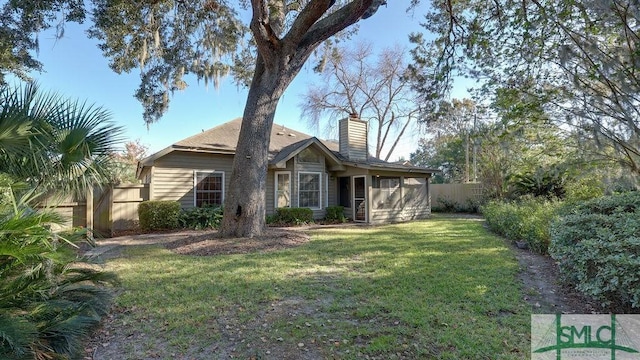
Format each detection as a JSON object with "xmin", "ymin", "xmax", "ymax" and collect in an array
[{"xmin": 1, "ymin": 0, "xmax": 390, "ymax": 237}]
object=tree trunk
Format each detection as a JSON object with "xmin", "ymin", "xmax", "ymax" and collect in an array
[
  {"xmin": 218, "ymin": 0, "xmax": 378, "ymax": 238},
  {"xmin": 220, "ymin": 61, "xmax": 286, "ymax": 238},
  {"xmin": 465, "ymin": 130, "xmax": 470, "ymax": 183}
]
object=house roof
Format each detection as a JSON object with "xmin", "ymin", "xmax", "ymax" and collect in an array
[{"xmin": 138, "ymin": 118, "xmax": 439, "ymax": 175}]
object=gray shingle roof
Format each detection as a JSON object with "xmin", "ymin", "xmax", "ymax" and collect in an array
[
  {"xmin": 173, "ymin": 118, "xmax": 338, "ymax": 160},
  {"xmin": 140, "ymin": 118, "xmax": 439, "ymax": 174}
]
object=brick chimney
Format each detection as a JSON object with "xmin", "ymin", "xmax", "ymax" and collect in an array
[{"xmin": 339, "ymin": 113, "xmax": 368, "ymax": 161}]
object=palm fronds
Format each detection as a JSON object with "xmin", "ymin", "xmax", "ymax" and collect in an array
[
  {"xmin": 0, "ymin": 183, "xmax": 117, "ymax": 360},
  {"xmin": 0, "ymin": 82, "xmax": 125, "ymax": 197}
]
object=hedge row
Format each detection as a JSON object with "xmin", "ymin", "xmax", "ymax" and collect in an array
[
  {"xmin": 267, "ymin": 207, "xmax": 314, "ymax": 226},
  {"xmin": 483, "ymin": 192, "xmax": 640, "ymax": 311},
  {"xmin": 138, "ymin": 202, "xmax": 345, "ymax": 230},
  {"xmin": 481, "ymin": 198, "xmax": 561, "ymax": 254},
  {"xmin": 138, "ymin": 201, "xmax": 223, "ymax": 231}
]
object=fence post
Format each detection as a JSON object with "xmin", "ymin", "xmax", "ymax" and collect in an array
[
  {"xmin": 107, "ymin": 186, "xmax": 114, "ymax": 237},
  {"xmin": 86, "ymin": 187, "xmax": 94, "ymax": 239}
]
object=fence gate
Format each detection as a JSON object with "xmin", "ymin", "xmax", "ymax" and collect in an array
[{"xmin": 93, "ymin": 184, "xmax": 149, "ymax": 237}]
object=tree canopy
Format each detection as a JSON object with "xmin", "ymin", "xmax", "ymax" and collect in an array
[{"xmin": 411, "ymin": 0, "xmax": 640, "ymax": 174}]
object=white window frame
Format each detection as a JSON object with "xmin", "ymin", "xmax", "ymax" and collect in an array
[
  {"xmin": 298, "ymin": 171, "xmax": 322, "ymax": 210},
  {"xmin": 274, "ymin": 171, "xmax": 291, "ymax": 209},
  {"xmin": 325, "ymin": 173, "xmax": 329, "ymax": 209},
  {"xmin": 193, "ymin": 170, "xmax": 225, "ymax": 207}
]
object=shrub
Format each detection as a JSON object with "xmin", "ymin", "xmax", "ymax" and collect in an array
[
  {"xmin": 563, "ymin": 176, "xmax": 604, "ymax": 202},
  {"xmin": 269, "ymin": 207, "xmax": 314, "ymax": 226},
  {"xmin": 507, "ymin": 166, "xmax": 567, "ymax": 199},
  {"xmin": 433, "ymin": 195, "xmax": 458, "ymax": 212},
  {"xmin": 324, "ymin": 206, "xmax": 347, "ymax": 223},
  {"xmin": 549, "ymin": 192, "xmax": 640, "ymax": 311},
  {"xmin": 482, "ymin": 197, "xmax": 561, "ymax": 254},
  {"xmin": 433, "ymin": 195, "xmax": 482, "ymax": 213},
  {"xmin": 179, "ymin": 206, "xmax": 223, "ymax": 229},
  {"xmin": 138, "ymin": 200, "xmax": 181, "ymax": 231}
]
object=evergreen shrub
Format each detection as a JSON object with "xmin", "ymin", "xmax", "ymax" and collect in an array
[
  {"xmin": 138, "ymin": 200, "xmax": 180, "ymax": 231},
  {"xmin": 482, "ymin": 197, "xmax": 561, "ymax": 254},
  {"xmin": 550, "ymin": 192, "xmax": 640, "ymax": 311},
  {"xmin": 178, "ymin": 206, "xmax": 223, "ymax": 229}
]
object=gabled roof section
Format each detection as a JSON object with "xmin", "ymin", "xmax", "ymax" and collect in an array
[
  {"xmin": 138, "ymin": 118, "xmax": 326, "ymax": 170},
  {"xmin": 270, "ymin": 137, "xmax": 344, "ymax": 171},
  {"xmin": 173, "ymin": 118, "xmax": 325, "ymax": 160}
]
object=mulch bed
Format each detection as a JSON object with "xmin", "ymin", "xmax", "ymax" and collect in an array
[{"xmin": 163, "ymin": 228, "xmax": 311, "ymax": 256}]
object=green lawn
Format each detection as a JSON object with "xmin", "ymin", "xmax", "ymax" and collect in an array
[{"xmin": 102, "ymin": 217, "xmax": 531, "ymax": 359}]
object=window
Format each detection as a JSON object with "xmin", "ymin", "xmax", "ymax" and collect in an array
[
  {"xmin": 275, "ymin": 172, "xmax": 291, "ymax": 208},
  {"xmin": 298, "ymin": 172, "xmax": 321, "ymax": 209},
  {"xmin": 372, "ymin": 176, "xmax": 401, "ymax": 209},
  {"xmin": 194, "ymin": 171, "xmax": 224, "ymax": 207}
]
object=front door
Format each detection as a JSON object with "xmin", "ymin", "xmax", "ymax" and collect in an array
[{"xmin": 353, "ymin": 176, "xmax": 367, "ymax": 222}]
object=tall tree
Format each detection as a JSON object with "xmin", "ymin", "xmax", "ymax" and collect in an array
[
  {"xmin": 421, "ymin": 98, "xmax": 477, "ymax": 182},
  {"xmin": 410, "ymin": 135, "xmax": 465, "ymax": 183},
  {"xmin": 300, "ymin": 42, "xmax": 421, "ymax": 161},
  {"xmin": 410, "ymin": 0, "xmax": 640, "ymax": 175},
  {"xmin": 1, "ymin": 0, "xmax": 389, "ymax": 237}
]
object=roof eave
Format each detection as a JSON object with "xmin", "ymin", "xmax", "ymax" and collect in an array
[{"xmin": 341, "ymin": 161, "xmax": 440, "ymax": 174}]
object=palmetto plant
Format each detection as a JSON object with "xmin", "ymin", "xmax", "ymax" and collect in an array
[
  {"xmin": 0, "ymin": 184, "xmax": 117, "ymax": 359},
  {"xmin": 0, "ymin": 83, "xmax": 121, "ymax": 359},
  {"xmin": 0, "ymin": 82, "xmax": 124, "ymax": 197}
]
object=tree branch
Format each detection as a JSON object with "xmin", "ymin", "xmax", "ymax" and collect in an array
[
  {"xmin": 299, "ymin": 0, "xmax": 374, "ymax": 50},
  {"xmin": 283, "ymin": 0, "xmax": 334, "ymax": 50},
  {"xmin": 250, "ymin": 0, "xmax": 282, "ymax": 68}
]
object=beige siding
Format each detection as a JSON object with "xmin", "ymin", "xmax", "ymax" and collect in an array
[
  {"xmin": 338, "ymin": 118, "xmax": 368, "ymax": 161},
  {"xmin": 333, "ymin": 167, "xmax": 369, "ymax": 178},
  {"xmin": 139, "ymin": 168, "xmax": 151, "ymax": 184},
  {"xmin": 152, "ymin": 151, "xmax": 234, "ymax": 208},
  {"xmin": 327, "ymin": 175, "xmax": 337, "ymax": 207},
  {"xmin": 266, "ymin": 170, "xmax": 274, "ymax": 215}
]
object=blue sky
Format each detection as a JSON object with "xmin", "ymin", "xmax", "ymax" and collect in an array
[{"xmin": 24, "ymin": 2, "xmax": 466, "ymax": 160}]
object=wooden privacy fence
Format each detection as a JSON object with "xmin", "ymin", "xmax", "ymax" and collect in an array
[
  {"xmin": 94, "ymin": 184, "xmax": 149, "ymax": 236},
  {"xmin": 430, "ymin": 183, "xmax": 483, "ymax": 207},
  {"xmin": 42, "ymin": 184, "xmax": 149, "ymax": 237}
]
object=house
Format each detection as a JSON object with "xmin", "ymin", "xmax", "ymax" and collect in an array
[{"xmin": 136, "ymin": 116, "xmax": 439, "ymax": 224}]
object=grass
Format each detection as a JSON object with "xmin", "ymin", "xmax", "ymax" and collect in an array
[{"xmin": 102, "ymin": 217, "xmax": 531, "ymax": 359}]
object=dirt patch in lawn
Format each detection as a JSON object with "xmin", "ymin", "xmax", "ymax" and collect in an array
[{"xmin": 163, "ymin": 228, "xmax": 310, "ymax": 255}]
